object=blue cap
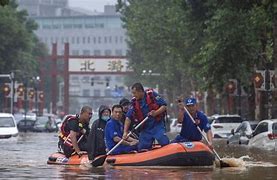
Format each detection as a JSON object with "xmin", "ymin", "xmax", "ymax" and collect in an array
[{"xmin": 185, "ymin": 98, "xmax": 197, "ymax": 106}]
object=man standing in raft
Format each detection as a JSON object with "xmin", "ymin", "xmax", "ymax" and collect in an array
[
  {"xmin": 172, "ymin": 97, "xmax": 213, "ymax": 149},
  {"xmin": 123, "ymin": 82, "xmax": 169, "ymax": 151}
]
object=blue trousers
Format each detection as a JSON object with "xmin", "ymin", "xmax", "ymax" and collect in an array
[
  {"xmin": 110, "ymin": 144, "xmax": 137, "ymax": 155},
  {"xmin": 138, "ymin": 124, "xmax": 169, "ymax": 150}
]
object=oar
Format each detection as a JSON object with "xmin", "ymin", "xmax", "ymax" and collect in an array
[
  {"xmin": 70, "ymin": 134, "xmax": 85, "ymax": 156},
  {"xmin": 91, "ymin": 116, "xmax": 149, "ymax": 167},
  {"xmin": 183, "ymin": 106, "xmax": 231, "ymax": 168}
]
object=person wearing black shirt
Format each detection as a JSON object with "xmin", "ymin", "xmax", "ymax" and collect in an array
[
  {"xmin": 58, "ymin": 106, "xmax": 92, "ymax": 158},
  {"xmin": 87, "ymin": 105, "xmax": 111, "ymax": 160}
]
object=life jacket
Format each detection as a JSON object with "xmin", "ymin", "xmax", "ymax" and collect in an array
[
  {"xmin": 59, "ymin": 114, "xmax": 85, "ymax": 147},
  {"xmin": 132, "ymin": 89, "xmax": 164, "ymax": 123}
]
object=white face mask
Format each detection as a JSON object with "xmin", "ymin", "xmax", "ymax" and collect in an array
[{"xmin": 102, "ymin": 116, "xmax": 110, "ymax": 121}]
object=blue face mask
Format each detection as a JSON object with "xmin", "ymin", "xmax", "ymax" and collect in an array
[{"xmin": 102, "ymin": 116, "xmax": 110, "ymax": 121}]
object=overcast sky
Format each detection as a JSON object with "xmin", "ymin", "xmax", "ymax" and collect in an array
[{"xmin": 68, "ymin": 0, "xmax": 118, "ymax": 12}]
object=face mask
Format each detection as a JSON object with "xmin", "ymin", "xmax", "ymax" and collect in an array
[{"xmin": 102, "ymin": 116, "xmax": 110, "ymax": 121}]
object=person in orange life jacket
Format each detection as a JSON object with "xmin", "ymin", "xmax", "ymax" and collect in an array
[
  {"xmin": 172, "ymin": 97, "xmax": 213, "ymax": 149},
  {"xmin": 123, "ymin": 83, "xmax": 169, "ymax": 151},
  {"xmin": 119, "ymin": 97, "xmax": 139, "ymax": 139},
  {"xmin": 105, "ymin": 104, "xmax": 138, "ymax": 155},
  {"xmin": 87, "ymin": 105, "xmax": 111, "ymax": 160},
  {"xmin": 58, "ymin": 106, "xmax": 92, "ymax": 158}
]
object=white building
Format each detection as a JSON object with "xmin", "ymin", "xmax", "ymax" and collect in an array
[{"xmin": 17, "ymin": 1, "xmax": 131, "ymax": 113}]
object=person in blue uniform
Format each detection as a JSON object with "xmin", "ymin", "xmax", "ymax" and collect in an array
[
  {"xmin": 105, "ymin": 104, "xmax": 138, "ymax": 155},
  {"xmin": 172, "ymin": 97, "xmax": 213, "ymax": 149},
  {"xmin": 123, "ymin": 83, "xmax": 169, "ymax": 151}
]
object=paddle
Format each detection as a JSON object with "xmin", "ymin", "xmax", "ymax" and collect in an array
[
  {"xmin": 183, "ymin": 106, "xmax": 231, "ymax": 168},
  {"xmin": 91, "ymin": 116, "xmax": 149, "ymax": 167}
]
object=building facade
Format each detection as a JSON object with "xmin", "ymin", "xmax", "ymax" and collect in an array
[{"xmin": 17, "ymin": 1, "xmax": 131, "ymax": 113}]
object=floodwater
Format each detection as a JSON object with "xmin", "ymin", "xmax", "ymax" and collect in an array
[{"xmin": 0, "ymin": 132, "xmax": 276, "ymax": 179}]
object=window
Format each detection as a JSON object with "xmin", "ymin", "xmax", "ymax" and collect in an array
[
  {"xmin": 94, "ymin": 89, "xmax": 101, "ymax": 97},
  {"xmin": 83, "ymin": 50, "xmax": 90, "ymax": 56},
  {"xmin": 0, "ymin": 117, "xmax": 15, "ymax": 127},
  {"xmin": 87, "ymin": 37, "xmax": 90, "ymax": 44},
  {"xmin": 215, "ymin": 117, "xmax": 243, "ymax": 123},
  {"xmin": 82, "ymin": 76, "xmax": 90, "ymax": 83},
  {"xmin": 252, "ymin": 122, "xmax": 268, "ymax": 137},
  {"xmin": 98, "ymin": 37, "xmax": 101, "ymax": 44},
  {"xmin": 115, "ymin": 36, "xmax": 118, "ymax": 43},
  {"xmin": 83, "ymin": 37, "xmax": 86, "ymax": 44},
  {"xmin": 76, "ymin": 37, "xmax": 80, "ymax": 44},
  {"xmin": 83, "ymin": 89, "xmax": 90, "ymax": 97},
  {"xmin": 104, "ymin": 50, "xmax": 112, "ymax": 56},
  {"xmin": 104, "ymin": 36, "xmax": 107, "ymax": 43},
  {"xmin": 115, "ymin": 49, "xmax": 122, "ymax": 56},
  {"xmin": 93, "ymin": 37, "xmax": 96, "ymax": 44},
  {"xmin": 94, "ymin": 50, "xmax": 101, "ymax": 56},
  {"xmin": 71, "ymin": 76, "xmax": 79, "ymax": 84},
  {"xmin": 71, "ymin": 37, "xmax": 75, "ymax": 44},
  {"xmin": 104, "ymin": 89, "xmax": 111, "ymax": 96},
  {"xmin": 72, "ymin": 50, "xmax": 79, "ymax": 56}
]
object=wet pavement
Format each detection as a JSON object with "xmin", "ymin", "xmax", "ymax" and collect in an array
[{"xmin": 0, "ymin": 132, "xmax": 276, "ymax": 179}]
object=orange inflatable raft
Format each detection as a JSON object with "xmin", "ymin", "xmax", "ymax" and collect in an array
[{"xmin": 47, "ymin": 142, "xmax": 214, "ymax": 166}]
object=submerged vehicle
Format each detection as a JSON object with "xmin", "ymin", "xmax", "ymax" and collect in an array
[
  {"xmin": 47, "ymin": 142, "xmax": 215, "ymax": 166},
  {"xmin": 0, "ymin": 113, "xmax": 18, "ymax": 139}
]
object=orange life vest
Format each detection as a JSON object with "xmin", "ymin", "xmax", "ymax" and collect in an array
[
  {"xmin": 132, "ymin": 89, "xmax": 164, "ymax": 123},
  {"xmin": 59, "ymin": 115, "xmax": 84, "ymax": 147}
]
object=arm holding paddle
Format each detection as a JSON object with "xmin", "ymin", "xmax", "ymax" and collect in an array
[
  {"xmin": 148, "ymin": 105, "xmax": 166, "ymax": 117},
  {"xmin": 177, "ymin": 100, "xmax": 185, "ymax": 123},
  {"xmin": 123, "ymin": 117, "xmax": 132, "ymax": 140},
  {"xmin": 69, "ymin": 131, "xmax": 86, "ymax": 156},
  {"xmin": 113, "ymin": 136, "xmax": 138, "ymax": 146}
]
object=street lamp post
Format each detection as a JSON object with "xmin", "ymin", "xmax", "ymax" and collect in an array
[
  {"xmin": 141, "ymin": 69, "xmax": 161, "ymax": 92},
  {"xmin": 32, "ymin": 76, "xmax": 40, "ymax": 116}
]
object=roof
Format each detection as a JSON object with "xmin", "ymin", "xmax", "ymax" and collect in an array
[
  {"xmin": 0, "ymin": 113, "xmax": 14, "ymax": 117},
  {"xmin": 211, "ymin": 114, "xmax": 241, "ymax": 118},
  {"xmin": 259, "ymin": 119, "xmax": 277, "ymax": 124}
]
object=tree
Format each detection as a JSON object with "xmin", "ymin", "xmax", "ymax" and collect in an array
[
  {"xmin": 117, "ymin": 0, "xmax": 275, "ymax": 117},
  {"xmin": 0, "ymin": 0, "xmax": 47, "ymax": 78}
]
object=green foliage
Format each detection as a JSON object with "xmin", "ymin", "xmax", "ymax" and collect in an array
[
  {"xmin": 0, "ymin": 0, "xmax": 46, "ymax": 80},
  {"xmin": 118, "ymin": 0, "xmax": 274, "ymax": 99}
]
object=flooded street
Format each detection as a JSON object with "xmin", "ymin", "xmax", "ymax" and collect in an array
[{"xmin": 0, "ymin": 132, "xmax": 276, "ymax": 179}]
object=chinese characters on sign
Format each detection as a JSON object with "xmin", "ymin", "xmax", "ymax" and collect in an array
[
  {"xmin": 80, "ymin": 60, "xmax": 95, "ymax": 72},
  {"xmin": 108, "ymin": 60, "xmax": 124, "ymax": 72},
  {"xmin": 69, "ymin": 58, "xmax": 132, "ymax": 72}
]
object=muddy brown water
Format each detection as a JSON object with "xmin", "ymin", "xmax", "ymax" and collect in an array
[{"xmin": 0, "ymin": 132, "xmax": 276, "ymax": 179}]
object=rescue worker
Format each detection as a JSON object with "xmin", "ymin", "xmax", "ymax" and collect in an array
[
  {"xmin": 172, "ymin": 97, "xmax": 213, "ymax": 149},
  {"xmin": 105, "ymin": 104, "xmax": 138, "ymax": 154},
  {"xmin": 123, "ymin": 83, "xmax": 169, "ymax": 151},
  {"xmin": 119, "ymin": 97, "xmax": 139, "ymax": 139},
  {"xmin": 119, "ymin": 97, "xmax": 131, "ymax": 124},
  {"xmin": 87, "ymin": 105, "xmax": 111, "ymax": 160},
  {"xmin": 58, "ymin": 106, "xmax": 92, "ymax": 158}
]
